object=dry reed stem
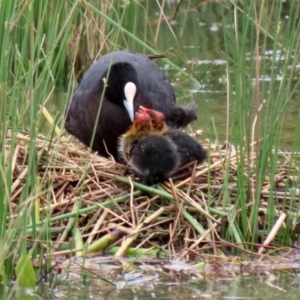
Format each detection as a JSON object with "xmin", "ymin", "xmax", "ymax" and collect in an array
[
  {"xmin": 86, "ymin": 209, "xmax": 108, "ymax": 244},
  {"xmin": 179, "ymin": 221, "xmax": 220, "ymax": 259},
  {"xmin": 258, "ymin": 213, "xmax": 287, "ymax": 254},
  {"xmin": 5, "ymin": 128, "xmax": 300, "ymax": 259},
  {"xmin": 115, "ymin": 207, "xmax": 165, "ymax": 257}
]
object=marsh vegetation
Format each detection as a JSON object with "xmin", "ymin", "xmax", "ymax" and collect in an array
[{"xmin": 1, "ymin": 0, "xmax": 300, "ymax": 298}]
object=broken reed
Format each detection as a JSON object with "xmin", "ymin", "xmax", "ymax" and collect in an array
[{"xmin": 6, "ymin": 127, "xmax": 300, "ymax": 258}]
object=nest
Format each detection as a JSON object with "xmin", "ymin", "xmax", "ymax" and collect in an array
[{"xmin": 6, "ymin": 128, "xmax": 300, "ymax": 262}]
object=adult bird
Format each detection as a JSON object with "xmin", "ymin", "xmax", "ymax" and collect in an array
[{"xmin": 65, "ymin": 50, "xmax": 197, "ymax": 160}]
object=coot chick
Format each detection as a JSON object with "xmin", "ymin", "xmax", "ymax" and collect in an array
[
  {"xmin": 164, "ymin": 130, "xmax": 207, "ymax": 167},
  {"xmin": 118, "ymin": 112, "xmax": 153, "ymax": 162},
  {"xmin": 140, "ymin": 107, "xmax": 207, "ymax": 167},
  {"xmin": 65, "ymin": 50, "xmax": 197, "ymax": 160},
  {"xmin": 139, "ymin": 106, "xmax": 168, "ymax": 133},
  {"xmin": 119, "ymin": 112, "xmax": 180, "ymax": 185}
]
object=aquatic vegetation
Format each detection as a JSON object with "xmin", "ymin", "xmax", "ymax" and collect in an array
[{"xmin": 1, "ymin": 0, "xmax": 300, "ymax": 295}]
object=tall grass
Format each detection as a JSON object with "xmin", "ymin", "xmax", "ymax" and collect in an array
[
  {"xmin": 0, "ymin": 0, "xmax": 176, "ymax": 288},
  {"xmin": 0, "ymin": 0, "xmax": 82, "ymax": 289},
  {"xmin": 1, "ymin": 0, "xmax": 300, "ymax": 294},
  {"xmin": 222, "ymin": 0, "xmax": 300, "ymax": 247}
]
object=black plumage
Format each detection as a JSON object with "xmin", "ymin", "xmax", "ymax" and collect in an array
[
  {"xmin": 128, "ymin": 135, "xmax": 180, "ymax": 185},
  {"xmin": 163, "ymin": 130, "xmax": 207, "ymax": 168},
  {"xmin": 140, "ymin": 107, "xmax": 207, "ymax": 168},
  {"xmin": 119, "ymin": 111, "xmax": 180, "ymax": 185}
]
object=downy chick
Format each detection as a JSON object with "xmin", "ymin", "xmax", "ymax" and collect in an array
[
  {"xmin": 140, "ymin": 107, "xmax": 207, "ymax": 168},
  {"xmin": 118, "ymin": 111, "xmax": 180, "ymax": 185}
]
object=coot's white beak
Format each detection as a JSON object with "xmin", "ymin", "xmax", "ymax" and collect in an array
[{"xmin": 123, "ymin": 82, "xmax": 136, "ymax": 122}]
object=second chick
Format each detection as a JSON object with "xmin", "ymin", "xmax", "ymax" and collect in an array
[{"xmin": 140, "ymin": 107, "xmax": 207, "ymax": 168}]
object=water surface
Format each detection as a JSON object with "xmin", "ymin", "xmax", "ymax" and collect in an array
[{"xmin": 12, "ymin": 272, "xmax": 300, "ymax": 299}]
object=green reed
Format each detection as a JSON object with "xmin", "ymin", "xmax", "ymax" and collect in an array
[
  {"xmin": 222, "ymin": 0, "xmax": 300, "ymax": 248},
  {"xmin": 0, "ymin": 0, "xmax": 80, "ymax": 288}
]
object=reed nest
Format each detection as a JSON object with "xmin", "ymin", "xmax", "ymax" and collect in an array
[{"xmin": 6, "ymin": 127, "xmax": 300, "ymax": 261}]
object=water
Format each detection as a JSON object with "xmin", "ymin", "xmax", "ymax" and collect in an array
[{"xmin": 9, "ymin": 272, "xmax": 300, "ymax": 299}]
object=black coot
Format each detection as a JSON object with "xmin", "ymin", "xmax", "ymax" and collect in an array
[
  {"xmin": 119, "ymin": 112, "xmax": 180, "ymax": 185},
  {"xmin": 65, "ymin": 50, "xmax": 197, "ymax": 160}
]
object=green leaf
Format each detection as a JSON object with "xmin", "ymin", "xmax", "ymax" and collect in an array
[
  {"xmin": 0, "ymin": 263, "xmax": 7, "ymax": 286},
  {"xmin": 15, "ymin": 252, "xmax": 36, "ymax": 288}
]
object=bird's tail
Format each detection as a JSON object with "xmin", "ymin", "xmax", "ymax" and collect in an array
[{"xmin": 166, "ymin": 102, "xmax": 198, "ymax": 128}]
